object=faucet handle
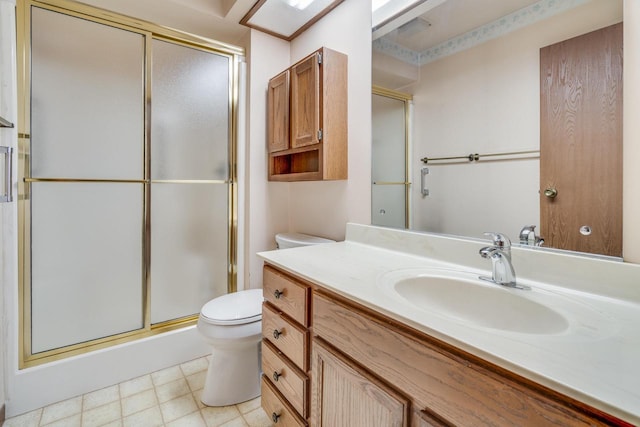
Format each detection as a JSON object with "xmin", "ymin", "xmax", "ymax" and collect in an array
[
  {"xmin": 483, "ymin": 232, "xmax": 511, "ymax": 249},
  {"xmin": 519, "ymin": 225, "xmax": 536, "ymax": 243}
]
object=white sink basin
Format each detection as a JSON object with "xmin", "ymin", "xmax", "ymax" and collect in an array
[{"xmin": 377, "ymin": 268, "xmax": 594, "ymax": 335}]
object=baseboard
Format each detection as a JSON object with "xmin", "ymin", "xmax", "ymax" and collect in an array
[{"xmin": 1, "ymin": 402, "xmax": 6, "ymax": 424}]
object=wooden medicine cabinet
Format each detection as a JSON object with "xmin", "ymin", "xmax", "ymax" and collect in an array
[{"xmin": 267, "ymin": 47, "xmax": 348, "ymax": 181}]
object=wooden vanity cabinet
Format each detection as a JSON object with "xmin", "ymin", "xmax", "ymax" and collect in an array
[
  {"xmin": 312, "ymin": 290, "xmax": 628, "ymax": 427},
  {"xmin": 262, "ymin": 264, "xmax": 630, "ymax": 426},
  {"xmin": 267, "ymin": 47, "xmax": 347, "ymax": 181}
]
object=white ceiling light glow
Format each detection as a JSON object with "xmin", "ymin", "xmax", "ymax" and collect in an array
[
  {"xmin": 241, "ymin": 0, "xmax": 344, "ymax": 41},
  {"xmin": 372, "ymin": 0, "xmax": 393, "ymax": 12},
  {"xmin": 282, "ymin": 0, "xmax": 316, "ymax": 10}
]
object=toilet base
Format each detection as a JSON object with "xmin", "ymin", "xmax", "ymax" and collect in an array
[{"xmin": 200, "ymin": 341, "xmax": 261, "ymax": 406}]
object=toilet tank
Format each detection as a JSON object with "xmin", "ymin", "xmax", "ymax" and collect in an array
[{"xmin": 275, "ymin": 232, "xmax": 335, "ymax": 249}]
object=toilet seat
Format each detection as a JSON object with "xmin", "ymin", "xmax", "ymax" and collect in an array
[{"xmin": 200, "ymin": 289, "xmax": 262, "ymax": 326}]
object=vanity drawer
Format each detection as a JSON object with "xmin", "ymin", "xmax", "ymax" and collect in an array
[
  {"xmin": 262, "ymin": 302, "xmax": 309, "ymax": 371},
  {"xmin": 264, "ymin": 265, "xmax": 310, "ymax": 326},
  {"xmin": 262, "ymin": 340, "xmax": 309, "ymax": 418},
  {"xmin": 262, "ymin": 376, "xmax": 308, "ymax": 427}
]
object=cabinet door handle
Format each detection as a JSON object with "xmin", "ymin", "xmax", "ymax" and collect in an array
[
  {"xmin": 272, "ymin": 371, "xmax": 281, "ymax": 382},
  {"xmin": 273, "ymin": 289, "xmax": 283, "ymax": 299},
  {"xmin": 273, "ymin": 329, "xmax": 283, "ymax": 339},
  {"xmin": 271, "ymin": 412, "xmax": 281, "ymax": 423}
]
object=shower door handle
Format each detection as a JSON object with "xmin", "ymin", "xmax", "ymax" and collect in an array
[
  {"xmin": 0, "ymin": 146, "xmax": 13, "ymax": 203},
  {"xmin": 421, "ymin": 167, "xmax": 429, "ymax": 197}
]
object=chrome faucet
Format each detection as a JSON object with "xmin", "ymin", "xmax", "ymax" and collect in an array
[
  {"xmin": 519, "ymin": 225, "xmax": 544, "ymax": 246},
  {"xmin": 479, "ymin": 232, "xmax": 527, "ymax": 289}
]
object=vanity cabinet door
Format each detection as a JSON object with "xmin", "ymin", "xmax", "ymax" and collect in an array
[
  {"xmin": 290, "ymin": 52, "xmax": 320, "ymax": 149},
  {"xmin": 268, "ymin": 70, "xmax": 290, "ymax": 153},
  {"xmin": 311, "ymin": 338, "xmax": 410, "ymax": 427}
]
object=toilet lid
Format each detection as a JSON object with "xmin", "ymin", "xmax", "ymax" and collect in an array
[{"xmin": 200, "ymin": 289, "xmax": 263, "ymax": 325}]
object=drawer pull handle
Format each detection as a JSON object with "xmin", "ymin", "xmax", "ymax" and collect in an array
[
  {"xmin": 272, "ymin": 371, "xmax": 281, "ymax": 382},
  {"xmin": 274, "ymin": 289, "xmax": 283, "ymax": 299},
  {"xmin": 273, "ymin": 329, "xmax": 283, "ymax": 339},
  {"xmin": 272, "ymin": 412, "xmax": 281, "ymax": 423}
]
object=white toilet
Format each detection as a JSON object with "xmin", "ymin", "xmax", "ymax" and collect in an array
[{"xmin": 197, "ymin": 232, "xmax": 334, "ymax": 406}]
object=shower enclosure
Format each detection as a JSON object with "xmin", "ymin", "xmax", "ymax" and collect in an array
[
  {"xmin": 18, "ymin": 0, "xmax": 241, "ymax": 367},
  {"xmin": 371, "ymin": 87, "xmax": 412, "ymax": 229}
]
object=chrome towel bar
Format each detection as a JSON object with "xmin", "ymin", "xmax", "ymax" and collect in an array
[{"xmin": 421, "ymin": 149, "xmax": 539, "ymax": 164}]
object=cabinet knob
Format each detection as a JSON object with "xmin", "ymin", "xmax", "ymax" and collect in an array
[
  {"xmin": 273, "ymin": 289, "xmax": 283, "ymax": 299},
  {"xmin": 272, "ymin": 412, "xmax": 281, "ymax": 423},
  {"xmin": 273, "ymin": 329, "xmax": 283, "ymax": 339},
  {"xmin": 273, "ymin": 371, "xmax": 281, "ymax": 382}
]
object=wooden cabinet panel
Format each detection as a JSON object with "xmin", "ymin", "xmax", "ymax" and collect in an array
[
  {"xmin": 320, "ymin": 48, "xmax": 348, "ymax": 180},
  {"xmin": 261, "ymin": 376, "xmax": 307, "ymax": 427},
  {"xmin": 290, "ymin": 53, "xmax": 320, "ymax": 149},
  {"xmin": 262, "ymin": 340, "xmax": 309, "ymax": 418},
  {"xmin": 263, "ymin": 265, "xmax": 309, "ymax": 326},
  {"xmin": 262, "ymin": 302, "xmax": 309, "ymax": 371},
  {"xmin": 268, "ymin": 70, "xmax": 290, "ymax": 153},
  {"xmin": 267, "ymin": 47, "xmax": 347, "ymax": 181},
  {"xmin": 311, "ymin": 338, "xmax": 410, "ymax": 427},
  {"xmin": 312, "ymin": 290, "xmax": 615, "ymax": 426}
]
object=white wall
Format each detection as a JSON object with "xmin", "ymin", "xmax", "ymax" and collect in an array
[
  {"xmin": 245, "ymin": 0, "xmax": 372, "ymax": 288},
  {"xmin": 288, "ymin": 0, "xmax": 372, "ymax": 242},
  {"xmin": 407, "ymin": 0, "xmax": 622, "ymax": 241},
  {"xmin": 246, "ymin": 30, "xmax": 291, "ymax": 289}
]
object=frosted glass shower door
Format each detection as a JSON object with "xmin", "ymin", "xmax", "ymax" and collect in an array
[
  {"xmin": 372, "ymin": 93, "xmax": 408, "ymax": 228},
  {"xmin": 29, "ymin": 7, "xmax": 145, "ymax": 353},
  {"xmin": 150, "ymin": 39, "xmax": 231, "ymax": 324}
]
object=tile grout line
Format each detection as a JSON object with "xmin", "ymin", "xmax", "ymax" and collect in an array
[
  {"xmin": 7, "ymin": 357, "xmax": 269, "ymax": 427},
  {"xmin": 117, "ymin": 380, "xmax": 123, "ymax": 427},
  {"xmin": 153, "ymin": 377, "xmax": 167, "ymax": 427}
]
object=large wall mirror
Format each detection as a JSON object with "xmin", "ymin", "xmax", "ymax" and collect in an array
[{"xmin": 372, "ymin": 0, "xmax": 623, "ymax": 258}]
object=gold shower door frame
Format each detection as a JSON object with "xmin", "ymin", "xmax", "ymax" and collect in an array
[
  {"xmin": 372, "ymin": 85, "xmax": 412, "ymax": 229},
  {"xmin": 16, "ymin": 0, "xmax": 243, "ymax": 368}
]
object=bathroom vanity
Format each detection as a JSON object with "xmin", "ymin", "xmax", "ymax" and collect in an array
[{"xmin": 258, "ymin": 224, "xmax": 640, "ymax": 426}]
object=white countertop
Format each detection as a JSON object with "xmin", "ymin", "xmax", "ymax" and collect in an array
[{"xmin": 258, "ymin": 224, "xmax": 640, "ymax": 425}]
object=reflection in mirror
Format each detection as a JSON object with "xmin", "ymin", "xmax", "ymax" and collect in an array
[
  {"xmin": 372, "ymin": 87, "xmax": 412, "ymax": 229},
  {"xmin": 371, "ymin": 0, "xmax": 623, "ymax": 257}
]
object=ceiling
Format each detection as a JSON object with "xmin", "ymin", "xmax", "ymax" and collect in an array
[
  {"xmin": 74, "ymin": 0, "xmax": 548, "ymax": 56},
  {"xmin": 378, "ymin": 0, "xmax": 540, "ymax": 52},
  {"xmin": 77, "ymin": 0, "xmax": 257, "ymax": 45}
]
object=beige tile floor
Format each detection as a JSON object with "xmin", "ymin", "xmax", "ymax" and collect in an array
[{"xmin": 3, "ymin": 356, "xmax": 274, "ymax": 427}]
